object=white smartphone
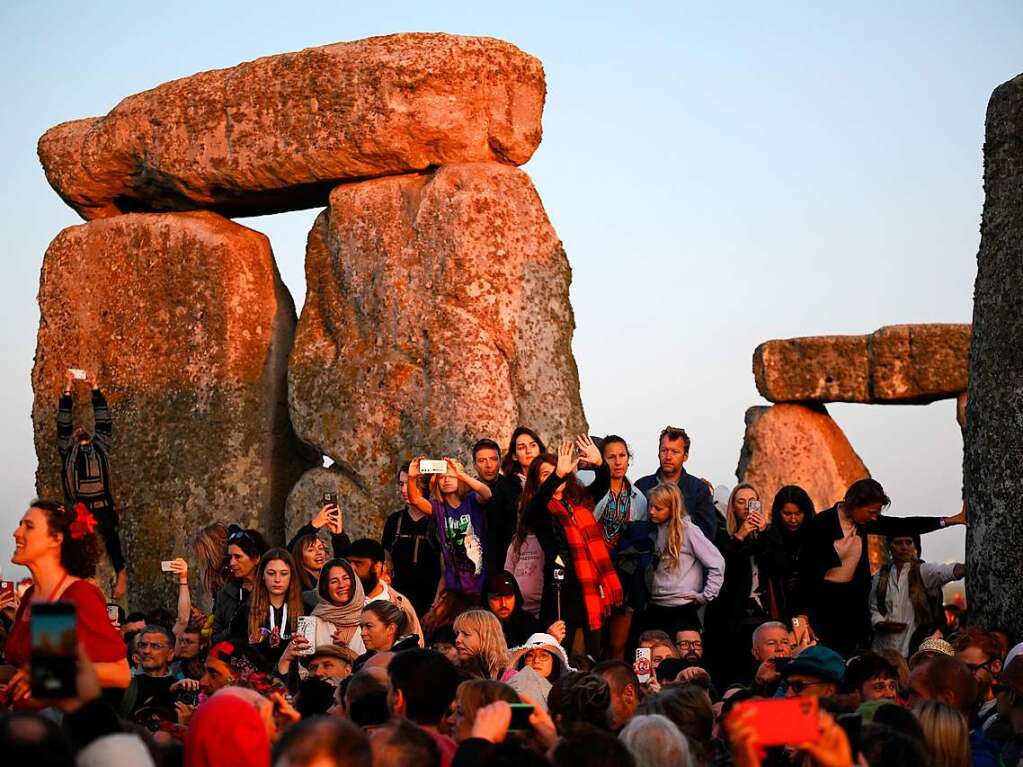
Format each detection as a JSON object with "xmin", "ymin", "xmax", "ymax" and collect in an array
[
  {"xmin": 635, "ymin": 647, "xmax": 651, "ymax": 684},
  {"xmin": 69, "ymin": 368, "xmax": 87, "ymax": 380},
  {"xmin": 296, "ymin": 616, "xmax": 316, "ymax": 655},
  {"xmin": 160, "ymin": 561, "xmax": 174, "ymax": 572},
  {"xmin": 419, "ymin": 459, "xmax": 448, "ymax": 475}
]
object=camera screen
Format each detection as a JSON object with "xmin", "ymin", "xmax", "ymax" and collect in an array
[{"xmin": 31, "ymin": 604, "xmax": 76, "ymax": 658}]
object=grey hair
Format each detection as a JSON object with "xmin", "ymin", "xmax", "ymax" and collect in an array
[
  {"xmin": 619, "ymin": 713, "xmax": 692, "ymax": 767},
  {"xmin": 751, "ymin": 621, "xmax": 788, "ymax": 649}
]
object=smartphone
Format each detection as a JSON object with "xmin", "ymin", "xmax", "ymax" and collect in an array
[
  {"xmin": 296, "ymin": 616, "xmax": 316, "ymax": 655},
  {"xmin": 0, "ymin": 580, "xmax": 14, "ymax": 598},
  {"xmin": 635, "ymin": 648, "xmax": 652, "ymax": 684},
  {"xmin": 69, "ymin": 368, "xmax": 87, "ymax": 380},
  {"xmin": 419, "ymin": 459, "xmax": 448, "ymax": 475},
  {"xmin": 160, "ymin": 561, "xmax": 174, "ymax": 572},
  {"xmin": 106, "ymin": 604, "xmax": 121, "ymax": 622},
  {"xmin": 322, "ymin": 492, "xmax": 337, "ymax": 506},
  {"xmin": 30, "ymin": 601, "xmax": 77, "ymax": 699},
  {"xmin": 508, "ymin": 702, "xmax": 535, "ymax": 731},
  {"xmin": 730, "ymin": 697, "xmax": 819, "ymax": 747}
]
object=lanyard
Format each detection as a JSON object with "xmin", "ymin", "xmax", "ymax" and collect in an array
[{"xmin": 268, "ymin": 603, "xmax": 288, "ymax": 634}]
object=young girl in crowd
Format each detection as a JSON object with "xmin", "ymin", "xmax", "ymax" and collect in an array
[
  {"xmin": 232, "ymin": 548, "xmax": 305, "ymax": 669},
  {"xmin": 407, "ymin": 456, "xmax": 493, "ymax": 608},
  {"xmin": 307, "ymin": 558, "xmax": 366, "ymax": 655},
  {"xmin": 644, "ymin": 483, "xmax": 725, "ymax": 637},
  {"xmin": 520, "ymin": 437, "xmax": 622, "ymax": 658},
  {"xmin": 593, "ymin": 434, "xmax": 652, "ymax": 660},
  {"xmin": 502, "ymin": 427, "xmax": 546, "ymax": 487},
  {"xmin": 289, "ymin": 534, "xmax": 327, "ymax": 592},
  {"xmin": 453, "ymin": 609, "xmax": 512, "ymax": 680}
]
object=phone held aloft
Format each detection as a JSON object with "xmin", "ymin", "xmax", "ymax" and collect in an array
[
  {"xmin": 731, "ymin": 696, "xmax": 819, "ymax": 746},
  {"xmin": 635, "ymin": 647, "xmax": 652, "ymax": 684},
  {"xmin": 68, "ymin": 368, "xmax": 87, "ymax": 380},
  {"xmin": 419, "ymin": 459, "xmax": 448, "ymax": 475},
  {"xmin": 322, "ymin": 492, "xmax": 337, "ymax": 506},
  {"xmin": 31, "ymin": 601, "xmax": 77, "ymax": 699}
]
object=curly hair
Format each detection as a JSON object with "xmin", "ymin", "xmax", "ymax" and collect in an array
[{"xmin": 31, "ymin": 499, "xmax": 102, "ymax": 578}]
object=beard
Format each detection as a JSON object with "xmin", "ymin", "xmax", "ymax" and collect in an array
[{"xmin": 360, "ymin": 570, "xmax": 379, "ymax": 594}]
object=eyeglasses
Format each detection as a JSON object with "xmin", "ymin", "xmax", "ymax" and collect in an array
[
  {"xmin": 136, "ymin": 641, "xmax": 170, "ymax": 650},
  {"xmin": 676, "ymin": 640, "xmax": 703, "ymax": 649},
  {"xmin": 965, "ymin": 659, "xmax": 995, "ymax": 673}
]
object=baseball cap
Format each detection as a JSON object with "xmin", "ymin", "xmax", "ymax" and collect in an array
[
  {"xmin": 485, "ymin": 571, "xmax": 518, "ymax": 597},
  {"xmin": 779, "ymin": 645, "xmax": 845, "ymax": 684}
]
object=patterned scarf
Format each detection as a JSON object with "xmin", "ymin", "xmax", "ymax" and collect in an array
[{"xmin": 549, "ymin": 499, "xmax": 622, "ymax": 630}]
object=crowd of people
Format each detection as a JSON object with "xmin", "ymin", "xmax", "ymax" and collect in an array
[{"xmin": 0, "ymin": 373, "xmax": 1020, "ymax": 767}]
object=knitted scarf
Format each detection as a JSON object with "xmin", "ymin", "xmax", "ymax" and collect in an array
[
  {"xmin": 311, "ymin": 568, "xmax": 365, "ymax": 645},
  {"xmin": 549, "ymin": 499, "xmax": 622, "ymax": 631}
]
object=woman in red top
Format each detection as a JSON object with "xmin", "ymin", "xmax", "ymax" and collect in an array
[{"xmin": 2, "ymin": 499, "xmax": 129, "ymax": 703}]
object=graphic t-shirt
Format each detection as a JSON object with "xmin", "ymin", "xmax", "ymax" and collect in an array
[{"xmin": 431, "ymin": 493, "xmax": 486, "ymax": 596}]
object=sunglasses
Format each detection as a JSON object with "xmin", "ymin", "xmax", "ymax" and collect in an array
[
  {"xmin": 785, "ymin": 679, "xmax": 827, "ymax": 694},
  {"xmin": 228, "ymin": 530, "xmax": 252, "ymax": 544}
]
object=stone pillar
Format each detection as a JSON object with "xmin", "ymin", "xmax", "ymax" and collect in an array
[{"xmin": 964, "ymin": 73, "xmax": 1023, "ymax": 636}]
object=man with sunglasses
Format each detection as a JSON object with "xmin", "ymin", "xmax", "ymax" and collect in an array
[{"xmin": 780, "ymin": 644, "xmax": 844, "ymax": 699}]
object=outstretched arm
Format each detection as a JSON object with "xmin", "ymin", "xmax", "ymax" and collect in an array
[{"xmin": 406, "ymin": 458, "xmax": 434, "ymax": 515}]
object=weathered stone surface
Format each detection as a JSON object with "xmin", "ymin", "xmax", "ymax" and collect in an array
[
  {"xmin": 753, "ymin": 336, "xmax": 870, "ymax": 403},
  {"xmin": 957, "ymin": 392, "xmax": 967, "ymax": 432},
  {"xmin": 736, "ymin": 403, "xmax": 870, "ymax": 515},
  {"xmin": 32, "ymin": 211, "xmax": 318, "ymax": 609},
  {"xmin": 289, "ymin": 162, "xmax": 586, "ymax": 529},
  {"xmin": 38, "ymin": 33, "xmax": 545, "ymax": 221},
  {"xmin": 965, "ymin": 73, "xmax": 1023, "ymax": 637},
  {"xmin": 753, "ymin": 324, "xmax": 971, "ymax": 404}
]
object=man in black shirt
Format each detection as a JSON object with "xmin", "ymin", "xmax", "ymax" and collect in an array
[
  {"xmin": 473, "ymin": 438, "xmax": 522, "ymax": 577},
  {"xmin": 381, "ymin": 462, "xmax": 440, "ymax": 617},
  {"xmin": 120, "ymin": 625, "xmax": 196, "ymax": 721}
]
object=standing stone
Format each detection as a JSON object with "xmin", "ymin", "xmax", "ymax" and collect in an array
[
  {"xmin": 736, "ymin": 403, "xmax": 870, "ymax": 515},
  {"xmin": 753, "ymin": 336, "xmax": 871, "ymax": 403},
  {"xmin": 288, "ymin": 163, "xmax": 586, "ymax": 536},
  {"xmin": 32, "ymin": 211, "xmax": 317, "ymax": 609},
  {"xmin": 38, "ymin": 33, "xmax": 545, "ymax": 220},
  {"xmin": 964, "ymin": 73, "xmax": 1023, "ymax": 637},
  {"xmin": 868, "ymin": 324, "xmax": 971, "ymax": 402}
]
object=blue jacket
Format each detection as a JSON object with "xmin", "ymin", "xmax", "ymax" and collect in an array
[{"xmin": 635, "ymin": 469, "xmax": 717, "ymax": 541}]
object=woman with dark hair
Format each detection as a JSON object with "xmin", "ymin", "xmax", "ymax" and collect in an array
[
  {"xmin": 360, "ymin": 600, "xmax": 416, "ymax": 653},
  {"xmin": 519, "ymin": 438, "xmax": 622, "ymax": 657},
  {"xmin": 289, "ymin": 534, "xmax": 327, "ymax": 592},
  {"xmin": 798, "ymin": 478, "xmax": 966, "ymax": 657},
  {"xmin": 501, "ymin": 427, "xmax": 547, "ymax": 486},
  {"xmin": 307, "ymin": 558, "xmax": 366, "ymax": 654},
  {"xmin": 756, "ymin": 484, "xmax": 815, "ymax": 628},
  {"xmin": 2, "ymin": 499, "xmax": 129, "ymax": 701},
  {"xmin": 229, "ymin": 548, "xmax": 306, "ymax": 669},
  {"xmin": 210, "ymin": 525, "xmax": 267, "ymax": 644}
]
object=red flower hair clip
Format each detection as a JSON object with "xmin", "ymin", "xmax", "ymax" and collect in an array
[{"xmin": 69, "ymin": 502, "xmax": 97, "ymax": 540}]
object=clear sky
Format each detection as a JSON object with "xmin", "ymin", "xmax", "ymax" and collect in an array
[{"xmin": 2, "ymin": 2, "xmax": 1021, "ymax": 581}]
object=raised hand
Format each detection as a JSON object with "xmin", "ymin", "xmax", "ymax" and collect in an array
[
  {"xmin": 407, "ymin": 456, "xmax": 426, "ymax": 478},
  {"xmin": 575, "ymin": 434, "xmax": 602, "ymax": 467},
  {"xmin": 555, "ymin": 440, "xmax": 578, "ymax": 478},
  {"xmin": 471, "ymin": 700, "xmax": 512, "ymax": 744}
]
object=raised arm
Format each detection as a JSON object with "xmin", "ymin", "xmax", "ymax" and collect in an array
[
  {"xmin": 575, "ymin": 435, "xmax": 610, "ymax": 502},
  {"xmin": 406, "ymin": 457, "xmax": 434, "ymax": 515},
  {"xmin": 448, "ymin": 458, "xmax": 492, "ymax": 501},
  {"xmin": 168, "ymin": 559, "xmax": 192, "ymax": 637},
  {"xmin": 57, "ymin": 371, "xmax": 75, "ymax": 456},
  {"xmin": 87, "ymin": 372, "xmax": 112, "ymax": 448}
]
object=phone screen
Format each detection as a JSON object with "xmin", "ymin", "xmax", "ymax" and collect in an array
[
  {"xmin": 508, "ymin": 703, "xmax": 534, "ymax": 731},
  {"xmin": 30, "ymin": 602, "xmax": 77, "ymax": 698},
  {"xmin": 731, "ymin": 696, "xmax": 819, "ymax": 746}
]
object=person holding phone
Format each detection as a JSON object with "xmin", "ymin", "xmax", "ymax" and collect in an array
[
  {"xmin": 286, "ymin": 496, "xmax": 351, "ymax": 577},
  {"xmin": 755, "ymin": 485, "xmax": 815, "ymax": 627},
  {"xmin": 704, "ymin": 483, "xmax": 770, "ymax": 686},
  {"xmin": 2, "ymin": 499, "xmax": 129, "ymax": 703}
]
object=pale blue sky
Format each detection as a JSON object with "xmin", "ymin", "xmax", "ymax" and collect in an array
[{"xmin": 2, "ymin": 2, "xmax": 1021, "ymax": 580}]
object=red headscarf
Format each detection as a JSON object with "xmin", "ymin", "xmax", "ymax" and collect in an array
[{"xmin": 184, "ymin": 692, "xmax": 270, "ymax": 767}]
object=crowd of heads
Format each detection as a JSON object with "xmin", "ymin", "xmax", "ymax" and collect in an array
[{"xmin": 1, "ymin": 415, "xmax": 1018, "ymax": 767}]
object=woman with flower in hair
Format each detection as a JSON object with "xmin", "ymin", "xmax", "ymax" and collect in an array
[{"xmin": 1, "ymin": 499, "xmax": 130, "ymax": 703}]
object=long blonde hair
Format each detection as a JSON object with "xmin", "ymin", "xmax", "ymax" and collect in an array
[
  {"xmin": 648, "ymin": 483, "xmax": 687, "ymax": 569},
  {"xmin": 914, "ymin": 700, "xmax": 971, "ymax": 767},
  {"xmin": 453, "ymin": 609, "xmax": 511, "ymax": 679},
  {"xmin": 726, "ymin": 483, "xmax": 759, "ymax": 536},
  {"xmin": 429, "ymin": 459, "xmax": 472, "ymax": 503}
]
